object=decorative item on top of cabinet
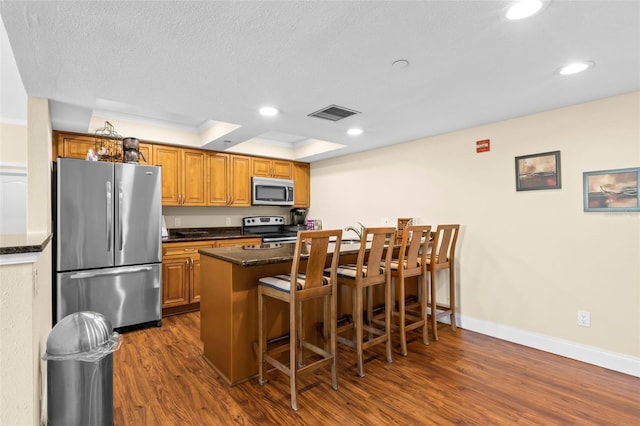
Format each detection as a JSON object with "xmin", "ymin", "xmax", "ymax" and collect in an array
[
  {"xmin": 162, "ymin": 238, "xmax": 261, "ymax": 316},
  {"xmin": 207, "ymin": 153, "xmax": 252, "ymax": 206},
  {"xmin": 53, "ymin": 131, "xmax": 152, "ymax": 164},
  {"xmin": 292, "ymin": 162, "xmax": 310, "ymax": 208},
  {"xmin": 94, "ymin": 121, "xmax": 123, "ymax": 162},
  {"xmin": 251, "ymin": 157, "xmax": 293, "ymax": 179},
  {"xmin": 154, "ymin": 145, "xmax": 207, "ymax": 206}
]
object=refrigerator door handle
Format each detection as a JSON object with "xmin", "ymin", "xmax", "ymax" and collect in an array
[
  {"xmin": 106, "ymin": 180, "xmax": 112, "ymax": 252},
  {"xmin": 69, "ymin": 266, "xmax": 153, "ymax": 279},
  {"xmin": 119, "ymin": 182, "xmax": 124, "ymax": 250}
]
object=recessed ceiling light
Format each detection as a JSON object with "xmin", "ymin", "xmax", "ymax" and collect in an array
[
  {"xmin": 259, "ymin": 106, "xmax": 279, "ymax": 117},
  {"xmin": 506, "ymin": 0, "xmax": 544, "ymax": 20},
  {"xmin": 392, "ymin": 59, "xmax": 410, "ymax": 69},
  {"xmin": 558, "ymin": 61, "xmax": 594, "ymax": 75},
  {"xmin": 347, "ymin": 128, "xmax": 363, "ymax": 136}
]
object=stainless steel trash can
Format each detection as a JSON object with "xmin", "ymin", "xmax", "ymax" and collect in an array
[{"xmin": 43, "ymin": 311, "xmax": 122, "ymax": 426}]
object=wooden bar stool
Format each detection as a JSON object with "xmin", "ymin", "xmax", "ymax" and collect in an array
[
  {"xmin": 388, "ymin": 224, "xmax": 432, "ymax": 356},
  {"xmin": 425, "ymin": 224, "xmax": 460, "ymax": 341},
  {"xmin": 257, "ymin": 229, "xmax": 342, "ymax": 411},
  {"xmin": 330, "ymin": 227, "xmax": 395, "ymax": 377}
]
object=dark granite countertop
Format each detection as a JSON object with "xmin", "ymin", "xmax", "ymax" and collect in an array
[
  {"xmin": 0, "ymin": 233, "xmax": 52, "ymax": 255},
  {"xmin": 162, "ymin": 227, "xmax": 248, "ymax": 243},
  {"xmin": 199, "ymin": 241, "xmax": 370, "ymax": 267}
]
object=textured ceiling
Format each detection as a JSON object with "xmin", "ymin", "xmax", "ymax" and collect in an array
[{"xmin": 1, "ymin": 1, "xmax": 639, "ymax": 162}]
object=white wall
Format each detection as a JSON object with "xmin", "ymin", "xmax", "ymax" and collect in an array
[
  {"xmin": 0, "ymin": 98, "xmax": 53, "ymax": 426},
  {"xmin": 310, "ymin": 92, "xmax": 640, "ymax": 373}
]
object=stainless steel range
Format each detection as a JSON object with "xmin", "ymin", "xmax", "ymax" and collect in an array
[{"xmin": 242, "ymin": 216, "xmax": 299, "ymax": 243}]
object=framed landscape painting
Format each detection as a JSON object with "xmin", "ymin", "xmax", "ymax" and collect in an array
[
  {"xmin": 515, "ymin": 151, "xmax": 561, "ymax": 191},
  {"xmin": 583, "ymin": 167, "xmax": 640, "ymax": 212}
]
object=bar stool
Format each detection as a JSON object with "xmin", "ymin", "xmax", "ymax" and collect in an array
[
  {"xmin": 425, "ymin": 224, "xmax": 460, "ymax": 341},
  {"xmin": 387, "ymin": 224, "xmax": 432, "ymax": 356},
  {"xmin": 257, "ymin": 229, "xmax": 342, "ymax": 411},
  {"xmin": 330, "ymin": 227, "xmax": 395, "ymax": 377}
]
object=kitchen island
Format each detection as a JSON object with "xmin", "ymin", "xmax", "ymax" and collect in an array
[{"xmin": 199, "ymin": 241, "xmax": 364, "ymax": 385}]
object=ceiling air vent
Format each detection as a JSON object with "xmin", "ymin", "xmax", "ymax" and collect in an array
[{"xmin": 308, "ymin": 105, "xmax": 360, "ymax": 122}]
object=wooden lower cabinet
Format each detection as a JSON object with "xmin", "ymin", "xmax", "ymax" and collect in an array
[{"xmin": 162, "ymin": 238, "xmax": 260, "ymax": 316}]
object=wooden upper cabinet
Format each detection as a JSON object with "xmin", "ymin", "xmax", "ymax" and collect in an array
[
  {"xmin": 181, "ymin": 148, "xmax": 207, "ymax": 206},
  {"xmin": 207, "ymin": 153, "xmax": 230, "ymax": 206},
  {"xmin": 154, "ymin": 145, "xmax": 182, "ymax": 205},
  {"xmin": 154, "ymin": 146, "xmax": 207, "ymax": 206},
  {"xmin": 231, "ymin": 155, "xmax": 252, "ymax": 206},
  {"xmin": 208, "ymin": 153, "xmax": 251, "ymax": 206},
  {"xmin": 251, "ymin": 158, "xmax": 292, "ymax": 179},
  {"xmin": 138, "ymin": 143, "xmax": 153, "ymax": 165},
  {"xmin": 293, "ymin": 162, "xmax": 310, "ymax": 208},
  {"xmin": 54, "ymin": 131, "xmax": 307, "ymax": 208},
  {"xmin": 55, "ymin": 132, "xmax": 96, "ymax": 160},
  {"xmin": 55, "ymin": 131, "xmax": 153, "ymax": 164}
]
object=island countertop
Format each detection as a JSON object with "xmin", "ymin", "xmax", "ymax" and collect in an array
[{"xmin": 198, "ymin": 241, "xmax": 368, "ymax": 267}]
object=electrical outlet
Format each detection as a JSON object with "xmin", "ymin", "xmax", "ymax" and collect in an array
[
  {"xmin": 174, "ymin": 217, "xmax": 181, "ymax": 227},
  {"xmin": 577, "ymin": 310, "xmax": 591, "ymax": 327},
  {"xmin": 381, "ymin": 217, "xmax": 389, "ymax": 225},
  {"xmin": 226, "ymin": 217, "xmax": 232, "ymax": 226},
  {"xmin": 413, "ymin": 217, "xmax": 420, "ymax": 225}
]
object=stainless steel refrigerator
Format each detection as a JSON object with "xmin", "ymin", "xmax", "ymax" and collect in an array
[{"xmin": 54, "ymin": 157, "xmax": 162, "ymax": 329}]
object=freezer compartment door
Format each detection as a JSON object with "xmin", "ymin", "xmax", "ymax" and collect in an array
[
  {"xmin": 57, "ymin": 158, "xmax": 115, "ymax": 271},
  {"xmin": 114, "ymin": 163, "xmax": 162, "ymax": 266},
  {"xmin": 56, "ymin": 264, "xmax": 161, "ymax": 329}
]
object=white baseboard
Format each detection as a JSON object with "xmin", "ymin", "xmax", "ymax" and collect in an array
[{"xmin": 443, "ymin": 313, "xmax": 640, "ymax": 377}]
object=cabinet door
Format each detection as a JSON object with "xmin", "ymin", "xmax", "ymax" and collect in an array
[
  {"xmin": 162, "ymin": 256, "xmax": 190, "ymax": 308},
  {"xmin": 293, "ymin": 162, "xmax": 310, "ymax": 207},
  {"xmin": 271, "ymin": 160, "xmax": 293, "ymax": 179},
  {"xmin": 154, "ymin": 145, "xmax": 182, "ymax": 205},
  {"xmin": 251, "ymin": 158, "xmax": 292, "ymax": 178},
  {"xmin": 230, "ymin": 155, "xmax": 252, "ymax": 206},
  {"xmin": 190, "ymin": 254, "xmax": 201, "ymax": 303},
  {"xmin": 182, "ymin": 148, "xmax": 207, "ymax": 206},
  {"xmin": 56, "ymin": 133, "xmax": 96, "ymax": 160},
  {"xmin": 207, "ymin": 153, "xmax": 230, "ymax": 206},
  {"xmin": 251, "ymin": 158, "xmax": 272, "ymax": 177},
  {"xmin": 138, "ymin": 143, "xmax": 153, "ymax": 165}
]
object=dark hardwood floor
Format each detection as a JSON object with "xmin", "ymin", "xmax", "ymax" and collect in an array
[{"xmin": 113, "ymin": 312, "xmax": 639, "ymax": 425}]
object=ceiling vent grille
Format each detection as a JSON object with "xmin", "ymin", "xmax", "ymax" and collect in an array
[{"xmin": 308, "ymin": 105, "xmax": 360, "ymax": 121}]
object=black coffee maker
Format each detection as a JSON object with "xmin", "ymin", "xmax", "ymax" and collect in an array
[
  {"xmin": 122, "ymin": 137, "xmax": 146, "ymax": 164},
  {"xmin": 289, "ymin": 208, "xmax": 308, "ymax": 228}
]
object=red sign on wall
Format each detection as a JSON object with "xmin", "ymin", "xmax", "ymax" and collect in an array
[{"xmin": 476, "ymin": 139, "xmax": 490, "ymax": 153}]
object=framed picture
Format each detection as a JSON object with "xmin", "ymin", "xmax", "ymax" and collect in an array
[
  {"xmin": 583, "ymin": 167, "xmax": 640, "ymax": 212},
  {"xmin": 515, "ymin": 151, "xmax": 561, "ymax": 191}
]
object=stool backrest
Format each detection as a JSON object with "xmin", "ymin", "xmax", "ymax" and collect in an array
[
  {"xmin": 291, "ymin": 229, "xmax": 342, "ymax": 293},
  {"xmin": 399, "ymin": 225, "xmax": 432, "ymax": 275},
  {"xmin": 430, "ymin": 224, "xmax": 460, "ymax": 266},
  {"xmin": 357, "ymin": 227, "xmax": 396, "ymax": 285}
]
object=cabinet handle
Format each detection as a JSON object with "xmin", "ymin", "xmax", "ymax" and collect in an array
[{"xmin": 184, "ymin": 248, "xmax": 196, "ymax": 252}]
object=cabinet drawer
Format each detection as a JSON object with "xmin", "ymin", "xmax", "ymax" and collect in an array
[{"xmin": 163, "ymin": 242, "xmax": 215, "ymax": 257}]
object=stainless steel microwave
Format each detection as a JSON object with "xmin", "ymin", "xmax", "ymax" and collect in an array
[{"xmin": 252, "ymin": 177, "xmax": 294, "ymax": 206}]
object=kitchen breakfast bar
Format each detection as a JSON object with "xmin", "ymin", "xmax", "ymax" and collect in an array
[{"xmin": 199, "ymin": 241, "xmax": 369, "ymax": 385}]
